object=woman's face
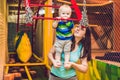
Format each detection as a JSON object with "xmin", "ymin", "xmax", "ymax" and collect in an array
[{"xmin": 73, "ymin": 26, "xmax": 86, "ymax": 38}]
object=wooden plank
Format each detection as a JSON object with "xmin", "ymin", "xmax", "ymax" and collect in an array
[
  {"xmin": 0, "ymin": 12, "xmax": 8, "ymax": 80},
  {"xmin": 4, "ymin": 74, "xmax": 14, "ymax": 80}
]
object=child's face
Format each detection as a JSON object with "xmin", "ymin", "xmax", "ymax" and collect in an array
[{"xmin": 59, "ymin": 8, "xmax": 71, "ymax": 19}]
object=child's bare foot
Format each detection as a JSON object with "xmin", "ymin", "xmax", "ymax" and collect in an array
[
  {"xmin": 53, "ymin": 60, "xmax": 61, "ymax": 68},
  {"xmin": 56, "ymin": 60, "xmax": 62, "ymax": 66},
  {"xmin": 64, "ymin": 62, "xmax": 71, "ymax": 69}
]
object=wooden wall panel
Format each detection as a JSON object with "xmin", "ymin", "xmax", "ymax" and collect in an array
[
  {"xmin": 0, "ymin": 0, "xmax": 7, "ymax": 20},
  {"xmin": 0, "ymin": 0, "xmax": 8, "ymax": 79},
  {"xmin": 0, "ymin": 13, "xmax": 8, "ymax": 80}
]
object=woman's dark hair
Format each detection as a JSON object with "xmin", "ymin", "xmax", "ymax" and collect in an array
[{"xmin": 71, "ymin": 27, "xmax": 91, "ymax": 61}]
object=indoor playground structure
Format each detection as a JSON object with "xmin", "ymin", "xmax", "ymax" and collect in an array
[{"xmin": 0, "ymin": 0, "xmax": 120, "ymax": 80}]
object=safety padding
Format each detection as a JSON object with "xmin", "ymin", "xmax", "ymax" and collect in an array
[
  {"xmin": 96, "ymin": 60, "xmax": 120, "ymax": 80},
  {"xmin": 76, "ymin": 59, "xmax": 101, "ymax": 80},
  {"xmin": 97, "ymin": 61, "xmax": 109, "ymax": 80},
  {"xmin": 110, "ymin": 65, "xmax": 119, "ymax": 80},
  {"xmin": 14, "ymin": 31, "xmax": 32, "ymax": 63}
]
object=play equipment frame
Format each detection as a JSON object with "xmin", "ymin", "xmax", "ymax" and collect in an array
[{"xmin": 4, "ymin": 0, "xmax": 82, "ymax": 80}]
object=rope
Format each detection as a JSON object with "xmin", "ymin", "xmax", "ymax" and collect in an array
[
  {"xmin": 79, "ymin": 0, "xmax": 89, "ymax": 28},
  {"xmin": 25, "ymin": 0, "xmax": 33, "ymax": 26}
]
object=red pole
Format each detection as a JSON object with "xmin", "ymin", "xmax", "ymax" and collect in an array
[
  {"xmin": 16, "ymin": 0, "xmax": 22, "ymax": 32},
  {"xmin": 71, "ymin": 0, "xmax": 82, "ymax": 20}
]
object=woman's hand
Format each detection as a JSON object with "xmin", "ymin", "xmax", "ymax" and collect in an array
[
  {"xmin": 64, "ymin": 62, "xmax": 73, "ymax": 69},
  {"xmin": 48, "ymin": 46, "xmax": 62, "ymax": 68},
  {"xmin": 70, "ymin": 57, "xmax": 88, "ymax": 73}
]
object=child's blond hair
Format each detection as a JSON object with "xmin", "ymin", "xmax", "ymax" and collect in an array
[{"xmin": 59, "ymin": 4, "xmax": 72, "ymax": 16}]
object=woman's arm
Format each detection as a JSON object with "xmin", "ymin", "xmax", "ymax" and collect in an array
[
  {"xmin": 70, "ymin": 57, "xmax": 88, "ymax": 73},
  {"xmin": 48, "ymin": 46, "xmax": 55, "ymax": 63},
  {"xmin": 48, "ymin": 46, "xmax": 61, "ymax": 68}
]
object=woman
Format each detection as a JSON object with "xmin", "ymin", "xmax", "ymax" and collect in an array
[{"xmin": 48, "ymin": 25, "xmax": 91, "ymax": 80}]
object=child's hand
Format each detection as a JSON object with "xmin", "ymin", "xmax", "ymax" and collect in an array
[
  {"xmin": 57, "ymin": 17, "xmax": 67, "ymax": 22},
  {"xmin": 52, "ymin": 17, "xmax": 61, "ymax": 29},
  {"xmin": 53, "ymin": 60, "xmax": 61, "ymax": 68},
  {"xmin": 56, "ymin": 17, "xmax": 62, "ymax": 22}
]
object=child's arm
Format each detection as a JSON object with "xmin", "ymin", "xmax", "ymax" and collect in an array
[
  {"xmin": 52, "ymin": 20, "xmax": 59, "ymax": 29},
  {"xmin": 52, "ymin": 17, "xmax": 61, "ymax": 29}
]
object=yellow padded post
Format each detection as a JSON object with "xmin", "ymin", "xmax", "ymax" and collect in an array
[{"xmin": 43, "ymin": 0, "xmax": 53, "ymax": 67}]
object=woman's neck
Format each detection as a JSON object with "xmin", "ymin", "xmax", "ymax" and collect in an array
[{"xmin": 75, "ymin": 37, "xmax": 82, "ymax": 44}]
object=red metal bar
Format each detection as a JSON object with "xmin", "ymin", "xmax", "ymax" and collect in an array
[
  {"xmin": 25, "ymin": 0, "xmax": 30, "ymax": 6},
  {"xmin": 33, "ymin": 16, "xmax": 79, "ymax": 21},
  {"xmin": 71, "ymin": 0, "xmax": 82, "ymax": 20},
  {"xmin": 29, "ymin": 4, "xmax": 60, "ymax": 8},
  {"xmin": 29, "ymin": 4, "xmax": 75, "ymax": 8},
  {"xmin": 24, "ymin": 0, "xmax": 81, "ymax": 21},
  {"xmin": 28, "ymin": 0, "xmax": 30, "ymax": 6}
]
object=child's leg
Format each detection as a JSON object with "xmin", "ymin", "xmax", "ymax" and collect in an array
[
  {"xmin": 64, "ymin": 51, "xmax": 70, "ymax": 68},
  {"xmin": 55, "ymin": 51, "xmax": 61, "ymax": 63},
  {"xmin": 64, "ymin": 51, "xmax": 70, "ymax": 63},
  {"xmin": 64, "ymin": 40, "xmax": 72, "ymax": 68},
  {"xmin": 55, "ymin": 47, "xmax": 62, "ymax": 66},
  {"xmin": 54, "ymin": 39, "xmax": 64, "ymax": 65}
]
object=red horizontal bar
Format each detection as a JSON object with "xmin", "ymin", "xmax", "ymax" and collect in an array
[
  {"xmin": 33, "ymin": 16, "xmax": 79, "ymax": 21},
  {"xmin": 29, "ymin": 4, "xmax": 60, "ymax": 8},
  {"xmin": 29, "ymin": 4, "xmax": 74, "ymax": 8}
]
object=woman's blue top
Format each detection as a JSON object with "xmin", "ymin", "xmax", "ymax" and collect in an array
[{"xmin": 51, "ymin": 43, "xmax": 83, "ymax": 79}]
